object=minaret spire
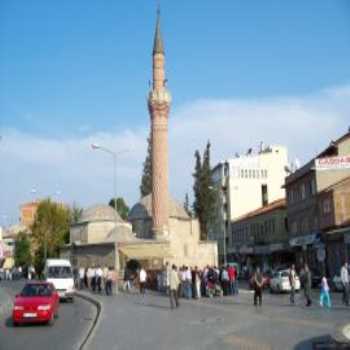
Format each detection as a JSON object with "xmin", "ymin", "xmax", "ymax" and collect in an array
[
  {"xmin": 153, "ymin": 3, "xmax": 164, "ymax": 55},
  {"xmin": 148, "ymin": 4, "xmax": 172, "ymax": 239}
]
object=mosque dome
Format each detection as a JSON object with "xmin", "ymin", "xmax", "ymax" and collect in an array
[
  {"xmin": 78, "ymin": 205, "xmax": 123, "ymax": 224},
  {"xmin": 128, "ymin": 194, "xmax": 190, "ymax": 221}
]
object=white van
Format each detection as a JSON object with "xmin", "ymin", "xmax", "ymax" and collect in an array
[{"xmin": 44, "ymin": 259, "xmax": 75, "ymax": 301}]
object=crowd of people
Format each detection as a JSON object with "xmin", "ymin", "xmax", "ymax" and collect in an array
[
  {"xmin": 75, "ymin": 266, "xmax": 117, "ymax": 296},
  {"xmin": 0, "ymin": 265, "xmax": 36, "ymax": 281}
]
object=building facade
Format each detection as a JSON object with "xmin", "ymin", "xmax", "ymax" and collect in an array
[
  {"xmin": 285, "ymin": 130, "xmax": 350, "ymax": 275},
  {"xmin": 20, "ymin": 201, "xmax": 40, "ymax": 228},
  {"xmin": 210, "ymin": 145, "xmax": 289, "ymax": 263},
  {"xmin": 318, "ymin": 176, "xmax": 350, "ymax": 278},
  {"xmin": 229, "ymin": 199, "xmax": 290, "ymax": 274}
]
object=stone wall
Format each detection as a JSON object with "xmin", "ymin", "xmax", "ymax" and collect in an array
[{"xmin": 167, "ymin": 217, "xmax": 218, "ymax": 268}]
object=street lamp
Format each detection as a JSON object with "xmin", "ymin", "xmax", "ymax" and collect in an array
[{"xmin": 91, "ymin": 143, "xmax": 129, "ymax": 294}]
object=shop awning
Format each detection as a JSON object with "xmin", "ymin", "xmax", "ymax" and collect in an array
[{"xmin": 118, "ymin": 242, "xmax": 173, "ymax": 260}]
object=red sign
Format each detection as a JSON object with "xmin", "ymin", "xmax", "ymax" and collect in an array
[{"xmin": 315, "ymin": 156, "xmax": 350, "ymax": 170}]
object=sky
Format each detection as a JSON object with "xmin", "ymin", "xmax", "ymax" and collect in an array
[{"xmin": 1, "ymin": 0, "xmax": 350, "ymax": 226}]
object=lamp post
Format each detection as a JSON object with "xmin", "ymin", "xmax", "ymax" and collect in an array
[{"xmin": 91, "ymin": 143, "xmax": 129, "ymax": 294}]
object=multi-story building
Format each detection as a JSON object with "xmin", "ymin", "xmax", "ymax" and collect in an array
[
  {"xmin": 285, "ymin": 130, "xmax": 350, "ymax": 274},
  {"xmin": 318, "ymin": 175, "xmax": 350, "ymax": 277},
  {"xmin": 229, "ymin": 198, "xmax": 290, "ymax": 274},
  {"xmin": 210, "ymin": 144, "xmax": 289, "ymax": 263},
  {"xmin": 20, "ymin": 201, "xmax": 40, "ymax": 228}
]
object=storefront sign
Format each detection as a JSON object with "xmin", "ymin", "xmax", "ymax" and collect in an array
[
  {"xmin": 289, "ymin": 233, "xmax": 320, "ymax": 247},
  {"xmin": 315, "ymin": 156, "xmax": 350, "ymax": 171},
  {"xmin": 269, "ymin": 243, "xmax": 284, "ymax": 252},
  {"xmin": 239, "ymin": 245, "xmax": 254, "ymax": 254},
  {"xmin": 254, "ymin": 245, "xmax": 270, "ymax": 255}
]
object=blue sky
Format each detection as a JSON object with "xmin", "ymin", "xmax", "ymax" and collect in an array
[{"xmin": 1, "ymin": 1, "xmax": 350, "ymax": 225}]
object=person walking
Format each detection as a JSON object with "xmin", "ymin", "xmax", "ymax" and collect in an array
[
  {"xmin": 253, "ymin": 267, "xmax": 264, "ymax": 307},
  {"xmin": 105, "ymin": 267, "xmax": 115, "ymax": 296},
  {"xmin": 320, "ymin": 275, "xmax": 331, "ymax": 309},
  {"xmin": 139, "ymin": 267, "xmax": 147, "ymax": 298},
  {"xmin": 78, "ymin": 266, "xmax": 85, "ymax": 290},
  {"xmin": 289, "ymin": 264, "xmax": 297, "ymax": 305},
  {"xmin": 169, "ymin": 264, "xmax": 180, "ymax": 309},
  {"xmin": 185, "ymin": 266, "xmax": 192, "ymax": 299},
  {"xmin": 193, "ymin": 266, "xmax": 201, "ymax": 299},
  {"xmin": 341, "ymin": 262, "xmax": 349, "ymax": 306},
  {"xmin": 302, "ymin": 264, "xmax": 312, "ymax": 307},
  {"xmin": 164, "ymin": 262, "xmax": 171, "ymax": 295}
]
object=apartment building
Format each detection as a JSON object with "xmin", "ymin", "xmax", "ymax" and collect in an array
[{"xmin": 210, "ymin": 144, "xmax": 289, "ymax": 263}]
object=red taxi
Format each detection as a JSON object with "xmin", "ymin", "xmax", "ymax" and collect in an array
[{"xmin": 12, "ymin": 281, "xmax": 59, "ymax": 326}]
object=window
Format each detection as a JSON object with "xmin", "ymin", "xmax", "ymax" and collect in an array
[
  {"xmin": 311, "ymin": 178, "xmax": 316, "ymax": 195},
  {"xmin": 323, "ymin": 199, "xmax": 331, "ymax": 214},
  {"xmin": 261, "ymin": 184, "xmax": 268, "ymax": 206},
  {"xmin": 245, "ymin": 169, "xmax": 248, "ymax": 178},
  {"xmin": 301, "ymin": 218, "xmax": 309, "ymax": 233},
  {"xmin": 301, "ymin": 183, "xmax": 306, "ymax": 200},
  {"xmin": 241, "ymin": 170, "xmax": 244, "ymax": 178}
]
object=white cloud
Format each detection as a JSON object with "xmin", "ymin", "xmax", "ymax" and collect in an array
[{"xmin": 1, "ymin": 84, "xmax": 349, "ymax": 226}]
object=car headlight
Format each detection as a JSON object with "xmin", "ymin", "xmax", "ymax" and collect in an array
[
  {"xmin": 37, "ymin": 305, "xmax": 51, "ymax": 311},
  {"xmin": 14, "ymin": 305, "xmax": 24, "ymax": 311}
]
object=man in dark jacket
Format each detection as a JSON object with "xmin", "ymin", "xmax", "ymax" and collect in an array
[
  {"xmin": 253, "ymin": 267, "xmax": 264, "ymax": 306},
  {"xmin": 302, "ymin": 264, "xmax": 312, "ymax": 307}
]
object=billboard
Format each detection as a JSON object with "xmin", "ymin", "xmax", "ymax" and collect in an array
[{"xmin": 315, "ymin": 156, "xmax": 350, "ymax": 171}]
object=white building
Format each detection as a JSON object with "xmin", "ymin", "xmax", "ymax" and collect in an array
[{"xmin": 210, "ymin": 144, "xmax": 289, "ymax": 263}]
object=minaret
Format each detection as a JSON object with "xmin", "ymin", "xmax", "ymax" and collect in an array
[{"xmin": 148, "ymin": 8, "xmax": 171, "ymax": 239}]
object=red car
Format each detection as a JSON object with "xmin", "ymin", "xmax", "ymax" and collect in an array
[{"xmin": 12, "ymin": 281, "xmax": 59, "ymax": 326}]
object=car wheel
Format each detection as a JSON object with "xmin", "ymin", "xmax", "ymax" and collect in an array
[
  {"xmin": 13, "ymin": 321, "xmax": 19, "ymax": 327},
  {"xmin": 70, "ymin": 297, "xmax": 74, "ymax": 303},
  {"xmin": 269, "ymin": 287, "xmax": 274, "ymax": 294}
]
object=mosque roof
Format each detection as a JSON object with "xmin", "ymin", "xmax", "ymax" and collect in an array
[
  {"xmin": 78, "ymin": 205, "xmax": 123, "ymax": 224},
  {"xmin": 128, "ymin": 194, "xmax": 190, "ymax": 221}
]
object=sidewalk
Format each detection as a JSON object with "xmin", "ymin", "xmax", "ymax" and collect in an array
[{"xmin": 79, "ymin": 288, "xmax": 350, "ymax": 350}]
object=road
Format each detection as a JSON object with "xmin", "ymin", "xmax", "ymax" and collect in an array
[
  {"xmin": 84, "ymin": 286, "xmax": 350, "ymax": 350},
  {"xmin": 0, "ymin": 281, "xmax": 97, "ymax": 350}
]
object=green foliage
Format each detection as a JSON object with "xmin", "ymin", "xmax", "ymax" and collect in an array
[
  {"xmin": 140, "ymin": 136, "xmax": 152, "ymax": 197},
  {"xmin": 109, "ymin": 197, "xmax": 129, "ymax": 221},
  {"xmin": 69, "ymin": 203, "xmax": 83, "ymax": 225},
  {"xmin": 31, "ymin": 199, "xmax": 71, "ymax": 273},
  {"xmin": 14, "ymin": 231, "xmax": 32, "ymax": 268},
  {"xmin": 184, "ymin": 193, "xmax": 192, "ymax": 217},
  {"xmin": 192, "ymin": 141, "xmax": 216, "ymax": 240}
]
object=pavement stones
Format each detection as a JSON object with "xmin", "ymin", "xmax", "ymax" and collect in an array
[{"xmin": 80, "ymin": 289, "xmax": 350, "ymax": 350}]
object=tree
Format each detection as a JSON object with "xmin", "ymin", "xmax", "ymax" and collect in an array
[
  {"xmin": 69, "ymin": 203, "xmax": 83, "ymax": 225},
  {"xmin": 140, "ymin": 136, "xmax": 152, "ymax": 197},
  {"xmin": 14, "ymin": 231, "xmax": 32, "ymax": 268},
  {"xmin": 184, "ymin": 193, "xmax": 192, "ymax": 217},
  {"xmin": 31, "ymin": 199, "xmax": 71, "ymax": 274},
  {"xmin": 192, "ymin": 141, "xmax": 216, "ymax": 240},
  {"xmin": 109, "ymin": 197, "xmax": 129, "ymax": 221}
]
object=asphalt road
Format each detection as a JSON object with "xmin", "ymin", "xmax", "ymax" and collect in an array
[{"xmin": 0, "ymin": 281, "xmax": 96, "ymax": 350}]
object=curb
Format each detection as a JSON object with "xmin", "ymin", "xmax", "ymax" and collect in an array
[
  {"xmin": 75, "ymin": 292, "xmax": 103, "ymax": 350},
  {"xmin": 0, "ymin": 287, "xmax": 13, "ymax": 318}
]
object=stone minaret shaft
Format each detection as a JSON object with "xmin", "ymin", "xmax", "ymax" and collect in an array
[{"xmin": 148, "ymin": 10, "xmax": 171, "ymax": 238}]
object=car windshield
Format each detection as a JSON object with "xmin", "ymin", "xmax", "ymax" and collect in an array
[
  {"xmin": 21, "ymin": 284, "xmax": 52, "ymax": 297},
  {"xmin": 48, "ymin": 266, "xmax": 72, "ymax": 279},
  {"xmin": 281, "ymin": 271, "xmax": 289, "ymax": 277}
]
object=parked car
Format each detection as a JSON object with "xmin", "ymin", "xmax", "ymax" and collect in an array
[
  {"xmin": 270, "ymin": 269, "xmax": 301, "ymax": 293},
  {"xmin": 12, "ymin": 281, "xmax": 59, "ymax": 326},
  {"xmin": 332, "ymin": 275, "xmax": 344, "ymax": 292},
  {"xmin": 44, "ymin": 259, "xmax": 75, "ymax": 301}
]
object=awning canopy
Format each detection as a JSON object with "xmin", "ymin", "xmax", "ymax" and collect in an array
[{"xmin": 118, "ymin": 242, "xmax": 173, "ymax": 260}]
